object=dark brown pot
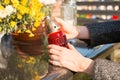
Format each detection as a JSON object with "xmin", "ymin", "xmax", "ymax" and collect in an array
[
  {"xmin": 12, "ymin": 40, "xmax": 45, "ymax": 56},
  {"xmin": 11, "ymin": 32, "xmax": 42, "ymax": 42},
  {"xmin": 10, "ymin": 25, "xmax": 47, "ymax": 55},
  {"xmin": 11, "ymin": 25, "xmax": 45, "ymax": 42}
]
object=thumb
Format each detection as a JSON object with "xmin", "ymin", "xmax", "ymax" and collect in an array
[
  {"xmin": 54, "ymin": 17, "xmax": 68, "ymax": 32},
  {"xmin": 54, "ymin": 17, "xmax": 66, "ymax": 27},
  {"xmin": 54, "ymin": 17, "xmax": 71, "ymax": 39}
]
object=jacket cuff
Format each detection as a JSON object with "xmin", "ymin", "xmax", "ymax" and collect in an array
[{"xmin": 93, "ymin": 59, "xmax": 120, "ymax": 80}]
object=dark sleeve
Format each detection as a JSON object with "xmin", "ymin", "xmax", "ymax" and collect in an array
[
  {"xmin": 83, "ymin": 20, "xmax": 120, "ymax": 47},
  {"xmin": 93, "ymin": 59, "xmax": 120, "ymax": 80}
]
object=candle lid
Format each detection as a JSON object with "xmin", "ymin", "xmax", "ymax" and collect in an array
[
  {"xmin": 45, "ymin": 16, "xmax": 60, "ymax": 33},
  {"xmin": 63, "ymin": 0, "xmax": 76, "ymax": 4}
]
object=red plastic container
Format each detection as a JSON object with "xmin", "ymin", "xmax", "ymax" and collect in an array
[
  {"xmin": 45, "ymin": 16, "xmax": 68, "ymax": 48},
  {"xmin": 48, "ymin": 30, "xmax": 68, "ymax": 47}
]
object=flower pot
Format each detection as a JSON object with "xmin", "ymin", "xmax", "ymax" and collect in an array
[
  {"xmin": 10, "ymin": 25, "xmax": 48, "ymax": 55},
  {"xmin": 11, "ymin": 25, "xmax": 46, "ymax": 42},
  {"xmin": 11, "ymin": 33, "xmax": 42, "ymax": 42},
  {"xmin": 12, "ymin": 39, "xmax": 46, "ymax": 55}
]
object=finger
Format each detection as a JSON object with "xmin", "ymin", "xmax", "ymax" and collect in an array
[
  {"xmin": 49, "ymin": 54, "xmax": 60, "ymax": 61},
  {"xmin": 54, "ymin": 17, "xmax": 69, "ymax": 33},
  {"xmin": 68, "ymin": 43, "xmax": 83, "ymax": 55},
  {"xmin": 54, "ymin": 18, "xmax": 73, "ymax": 39},
  {"xmin": 48, "ymin": 44, "xmax": 67, "ymax": 51},
  {"xmin": 49, "ymin": 59, "xmax": 62, "ymax": 67},
  {"xmin": 68, "ymin": 43, "xmax": 76, "ymax": 50},
  {"xmin": 54, "ymin": 17, "xmax": 66, "ymax": 27},
  {"xmin": 48, "ymin": 48, "xmax": 61, "ymax": 56},
  {"xmin": 65, "ymin": 34, "xmax": 71, "ymax": 39}
]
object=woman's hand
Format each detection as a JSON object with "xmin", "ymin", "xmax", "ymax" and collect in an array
[
  {"xmin": 54, "ymin": 18, "xmax": 79, "ymax": 39},
  {"xmin": 48, "ymin": 43, "xmax": 94, "ymax": 75}
]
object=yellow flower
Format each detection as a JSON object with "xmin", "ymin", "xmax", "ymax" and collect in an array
[
  {"xmin": 0, "ymin": 19, "xmax": 2, "ymax": 22},
  {"xmin": 25, "ymin": 29, "xmax": 34, "ymax": 37},
  {"xmin": 0, "ymin": 0, "xmax": 49, "ymax": 34},
  {"xmin": 34, "ymin": 21, "xmax": 40, "ymax": 27},
  {"xmin": 17, "ymin": 13, "xmax": 22, "ymax": 19},
  {"xmin": 34, "ymin": 72, "xmax": 40, "ymax": 80},
  {"xmin": 29, "ymin": 57, "xmax": 36, "ymax": 64},
  {"xmin": 22, "ymin": 59, "xmax": 26, "ymax": 62},
  {"xmin": 0, "ymin": 5, "xmax": 4, "ymax": 10},
  {"xmin": 17, "ymin": 30, "xmax": 22, "ymax": 33},
  {"xmin": 32, "ymin": 27, "xmax": 36, "ymax": 31},
  {"xmin": 25, "ymin": 56, "xmax": 36, "ymax": 64},
  {"xmin": 21, "ymin": 0, "xmax": 28, "ymax": 6},
  {"xmin": 30, "ymin": 57, "xmax": 35, "ymax": 60},
  {"xmin": 35, "ymin": 75, "xmax": 40, "ymax": 80},
  {"xmin": 0, "ymin": 27, "xmax": 2, "ymax": 31},
  {"xmin": 4, "ymin": 0, "xmax": 10, "ymax": 4},
  {"xmin": 25, "ymin": 30, "xmax": 32, "ymax": 33},
  {"xmin": 10, "ymin": 21, "xmax": 16, "ymax": 28},
  {"xmin": 29, "ymin": 33, "xmax": 35, "ymax": 37},
  {"xmin": 11, "ymin": 0, "xmax": 19, "ymax": 8},
  {"xmin": 26, "ymin": 60, "xmax": 31, "ymax": 64},
  {"xmin": 29, "ymin": 0, "xmax": 43, "ymax": 17},
  {"xmin": 17, "ymin": 5, "xmax": 29, "ymax": 15},
  {"xmin": 17, "ymin": 64, "xmax": 23, "ymax": 68}
]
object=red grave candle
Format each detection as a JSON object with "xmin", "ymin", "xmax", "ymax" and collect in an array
[
  {"xmin": 45, "ymin": 16, "xmax": 68, "ymax": 48},
  {"xmin": 48, "ymin": 30, "xmax": 68, "ymax": 47}
]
